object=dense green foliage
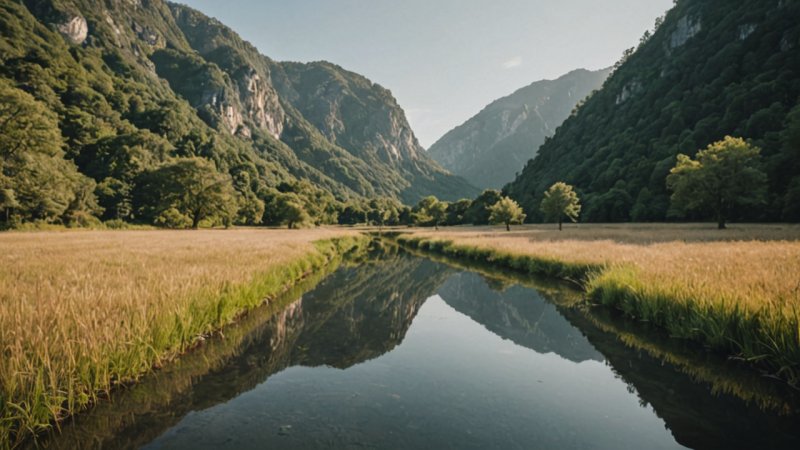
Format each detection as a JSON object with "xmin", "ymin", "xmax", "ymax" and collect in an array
[
  {"xmin": 0, "ymin": 0, "xmax": 474, "ymax": 229},
  {"xmin": 464, "ymin": 189, "xmax": 503, "ymax": 225},
  {"xmin": 0, "ymin": 79, "xmax": 100, "ymax": 227},
  {"xmin": 134, "ymin": 157, "xmax": 238, "ymax": 228},
  {"xmin": 412, "ymin": 196, "xmax": 448, "ymax": 230},
  {"xmin": 667, "ymin": 136, "xmax": 767, "ymax": 229},
  {"xmin": 488, "ymin": 197, "xmax": 526, "ymax": 231},
  {"xmin": 540, "ymin": 182, "xmax": 581, "ymax": 230},
  {"xmin": 506, "ymin": 0, "xmax": 800, "ymax": 223}
]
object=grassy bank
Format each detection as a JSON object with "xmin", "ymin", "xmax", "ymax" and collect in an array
[
  {"xmin": 394, "ymin": 224, "xmax": 800, "ymax": 385},
  {"xmin": 0, "ymin": 229, "xmax": 364, "ymax": 447}
]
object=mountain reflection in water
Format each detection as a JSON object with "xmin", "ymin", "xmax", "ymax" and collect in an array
[{"xmin": 36, "ymin": 248, "xmax": 800, "ymax": 450}]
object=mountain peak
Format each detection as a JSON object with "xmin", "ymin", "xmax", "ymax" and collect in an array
[{"xmin": 428, "ymin": 68, "xmax": 610, "ymax": 189}]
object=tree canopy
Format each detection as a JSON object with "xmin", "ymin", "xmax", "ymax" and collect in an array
[
  {"xmin": 489, "ymin": 197, "xmax": 526, "ymax": 231},
  {"xmin": 667, "ymin": 136, "xmax": 767, "ymax": 229},
  {"xmin": 540, "ymin": 182, "xmax": 581, "ymax": 230},
  {"xmin": 0, "ymin": 80, "xmax": 100, "ymax": 227},
  {"xmin": 134, "ymin": 158, "xmax": 237, "ymax": 229},
  {"xmin": 463, "ymin": 189, "xmax": 502, "ymax": 225},
  {"xmin": 414, "ymin": 196, "xmax": 449, "ymax": 230}
]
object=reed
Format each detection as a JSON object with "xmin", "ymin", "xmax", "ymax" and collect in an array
[
  {"xmin": 395, "ymin": 224, "xmax": 800, "ymax": 384},
  {"xmin": 0, "ymin": 228, "xmax": 362, "ymax": 447}
]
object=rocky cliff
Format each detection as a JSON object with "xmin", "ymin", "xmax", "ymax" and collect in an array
[{"xmin": 3, "ymin": 0, "xmax": 476, "ymax": 214}]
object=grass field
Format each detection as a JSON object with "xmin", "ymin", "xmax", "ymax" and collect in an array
[
  {"xmin": 0, "ymin": 228, "xmax": 361, "ymax": 447},
  {"xmin": 396, "ymin": 223, "xmax": 800, "ymax": 384}
]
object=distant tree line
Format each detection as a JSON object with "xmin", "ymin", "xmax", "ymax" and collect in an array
[
  {"xmin": 0, "ymin": 70, "xmax": 771, "ymax": 232},
  {"xmin": 0, "ymin": 34, "xmax": 779, "ymax": 233},
  {"xmin": 413, "ymin": 136, "xmax": 769, "ymax": 231}
]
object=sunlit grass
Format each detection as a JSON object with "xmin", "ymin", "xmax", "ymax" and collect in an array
[
  {"xmin": 397, "ymin": 223, "xmax": 800, "ymax": 384},
  {"xmin": 0, "ymin": 228, "xmax": 361, "ymax": 447}
]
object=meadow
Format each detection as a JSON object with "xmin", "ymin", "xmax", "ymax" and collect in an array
[
  {"xmin": 0, "ymin": 228, "xmax": 361, "ymax": 447},
  {"xmin": 396, "ymin": 223, "xmax": 800, "ymax": 384}
]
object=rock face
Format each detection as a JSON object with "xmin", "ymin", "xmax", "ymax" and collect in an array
[
  {"xmin": 738, "ymin": 23, "xmax": 757, "ymax": 40},
  {"xmin": 615, "ymin": 79, "xmax": 643, "ymax": 105},
  {"xmin": 168, "ymin": 5, "xmax": 286, "ymax": 140},
  {"xmin": 57, "ymin": 14, "xmax": 88, "ymax": 44},
  {"xmin": 10, "ymin": 0, "xmax": 478, "ymax": 204},
  {"xmin": 428, "ymin": 68, "xmax": 610, "ymax": 189},
  {"xmin": 263, "ymin": 58, "xmax": 479, "ymax": 201},
  {"xmin": 166, "ymin": 3, "xmax": 476, "ymax": 202},
  {"xmin": 272, "ymin": 61, "xmax": 429, "ymax": 167},
  {"xmin": 669, "ymin": 15, "xmax": 702, "ymax": 49}
]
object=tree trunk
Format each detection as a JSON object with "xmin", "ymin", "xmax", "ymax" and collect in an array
[
  {"xmin": 506, "ymin": 222, "xmax": 510, "ymax": 232},
  {"xmin": 716, "ymin": 209, "xmax": 726, "ymax": 229},
  {"xmin": 558, "ymin": 219, "xmax": 562, "ymax": 231},
  {"xmin": 288, "ymin": 221, "xmax": 294, "ymax": 230},
  {"xmin": 715, "ymin": 198, "xmax": 727, "ymax": 230},
  {"xmin": 434, "ymin": 222, "xmax": 439, "ymax": 231},
  {"xmin": 191, "ymin": 210, "xmax": 201, "ymax": 229}
]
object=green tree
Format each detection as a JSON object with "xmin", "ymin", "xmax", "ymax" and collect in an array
[
  {"xmin": 0, "ymin": 80, "xmax": 62, "ymax": 164},
  {"xmin": 446, "ymin": 199, "xmax": 472, "ymax": 226},
  {"xmin": 338, "ymin": 203, "xmax": 368, "ymax": 225},
  {"xmin": 429, "ymin": 201, "xmax": 448, "ymax": 230},
  {"xmin": 667, "ymin": 136, "xmax": 767, "ymax": 229},
  {"xmin": 0, "ymin": 188, "xmax": 19, "ymax": 225},
  {"xmin": 540, "ymin": 182, "xmax": 581, "ymax": 230},
  {"xmin": 414, "ymin": 196, "xmax": 448, "ymax": 230},
  {"xmin": 236, "ymin": 191, "xmax": 266, "ymax": 225},
  {"xmin": 0, "ymin": 80, "xmax": 100, "ymax": 225},
  {"xmin": 463, "ymin": 189, "xmax": 502, "ymax": 225},
  {"xmin": 489, "ymin": 197, "xmax": 526, "ymax": 231},
  {"xmin": 135, "ymin": 157, "xmax": 237, "ymax": 228},
  {"xmin": 274, "ymin": 193, "xmax": 311, "ymax": 229},
  {"xmin": 155, "ymin": 207, "xmax": 191, "ymax": 229}
]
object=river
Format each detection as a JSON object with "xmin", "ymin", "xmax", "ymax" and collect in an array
[{"xmin": 34, "ymin": 243, "xmax": 800, "ymax": 449}]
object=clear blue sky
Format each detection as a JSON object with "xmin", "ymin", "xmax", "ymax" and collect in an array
[{"xmin": 179, "ymin": 0, "xmax": 674, "ymax": 148}]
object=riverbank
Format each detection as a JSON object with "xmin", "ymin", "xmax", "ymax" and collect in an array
[
  {"xmin": 0, "ymin": 229, "xmax": 365, "ymax": 447},
  {"xmin": 394, "ymin": 224, "xmax": 800, "ymax": 385}
]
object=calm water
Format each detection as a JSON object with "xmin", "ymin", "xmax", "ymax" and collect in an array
[{"xmin": 40, "ymin": 247, "xmax": 800, "ymax": 449}]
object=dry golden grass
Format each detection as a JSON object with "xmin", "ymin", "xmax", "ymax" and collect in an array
[
  {"xmin": 401, "ymin": 223, "xmax": 800, "ymax": 382},
  {"xmin": 409, "ymin": 224, "xmax": 800, "ymax": 314},
  {"xmin": 424, "ymin": 222, "xmax": 800, "ymax": 243},
  {"xmin": 0, "ymin": 228, "xmax": 359, "ymax": 446}
]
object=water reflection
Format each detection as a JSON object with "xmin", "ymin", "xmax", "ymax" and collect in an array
[
  {"xmin": 35, "ymin": 247, "xmax": 800, "ymax": 449},
  {"xmin": 437, "ymin": 272, "xmax": 603, "ymax": 363}
]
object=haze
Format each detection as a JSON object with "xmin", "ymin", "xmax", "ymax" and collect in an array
[{"xmin": 179, "ymin": 0, "xmax": 673, "ymax": 147}]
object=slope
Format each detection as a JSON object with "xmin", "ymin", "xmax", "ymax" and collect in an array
[
  {"xmin": 429, "ymin": 68, "xmax": 610, "ymax": 189},
  {"xmin": 506, "ymin": 0, "xmax": 800, "ymax": 222}
]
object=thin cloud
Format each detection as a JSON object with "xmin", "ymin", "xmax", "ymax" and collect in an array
[{"xmin": 502, "ymin": 56, "xmax": 523, "ymax": 69}]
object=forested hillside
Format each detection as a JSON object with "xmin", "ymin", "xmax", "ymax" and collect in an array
[
  {"xmin": 506, "ymin": 0, "xmax": 800, "ymax": 222},
  {"xmin": 429, "ymin": 68, "xmax": 610, "ymax": 189},
  {"xmin": 0, "ymin": 0, "xmax": 474, "ymax": 229}
]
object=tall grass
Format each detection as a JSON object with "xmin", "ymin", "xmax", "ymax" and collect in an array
[
  {"xmin": 0, "ymin": 229, "xmax": 363, "ymax": 447},
  {"xmin": 395, "ymin": 224, "xmax": 800, "ymax": 384}
]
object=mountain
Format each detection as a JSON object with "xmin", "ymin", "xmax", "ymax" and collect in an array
[
  {"xmin": 167, "ymin": 4, "xmax": 477, "ymax": 203},
  {"xmin": 0, "ymin": 0, "xmax": 475, "ymax": 228},
  {"xmin": 428, "ymin": 68, "xmax": 610, "ymax": 189},
  {"xmin": 506, "ymin": 0, "xmax": 800, "ymax": 222},
  {"xmin": 436, "ymin": 272, "xmax": 603, "ymax": 363}
]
